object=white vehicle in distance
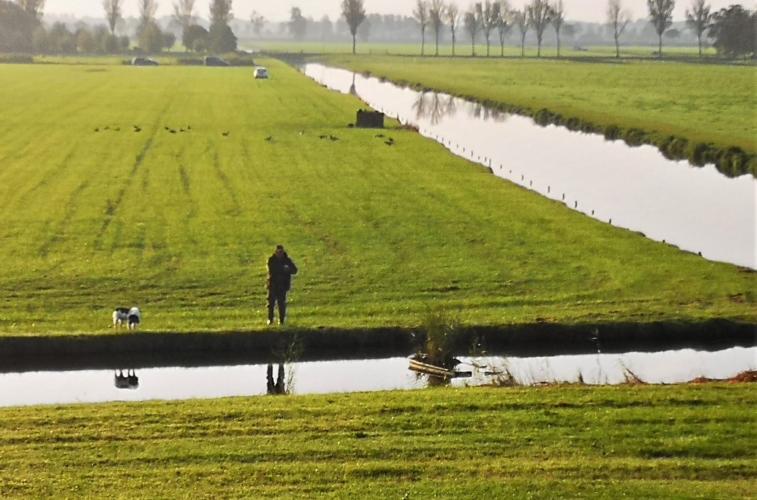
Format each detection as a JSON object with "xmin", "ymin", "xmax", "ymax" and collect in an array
[{"xmin": 254, "ymin": 67, "xmax": 269, "ymax": 79}]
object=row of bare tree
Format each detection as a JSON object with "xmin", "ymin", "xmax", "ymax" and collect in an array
[{"xmin": 402, "ymin": 0, "xmax": 729, "ymax": 59}]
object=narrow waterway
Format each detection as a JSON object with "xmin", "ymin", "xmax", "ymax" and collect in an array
[
  {"xmin": 302, "ymin": 64, "xmax": 756, "ymax": 269},
  {"xmin": 1, "ymin": 347, "xmax": 753, "ymax": 407}
]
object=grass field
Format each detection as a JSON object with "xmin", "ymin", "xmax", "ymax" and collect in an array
[
  {"xmin": 250, "ymin": 40, "xmax": 723, "ymax": 59},
  {"xmin": 321, "ymin": 54, "xmax": 756, "ymax": 173},
  {"xmin": 0, "ymin": 384, "xmax": 754, "ymax": 497},
  {"xmin": 0, "ymin": 58, "xmax": 754, "ymax": 336}
]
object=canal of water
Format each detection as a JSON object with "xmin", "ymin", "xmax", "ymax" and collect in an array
[
  {"xmin": 1, "ymin": 346, "xmax": 753, "ymax": 407},
  {"xmin": 301, "ymin": 63, "xmax": 756, "ymax": 269}
]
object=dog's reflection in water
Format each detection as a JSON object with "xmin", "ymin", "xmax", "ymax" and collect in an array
[
  {"xmin": 266, "ymin": 364, "xmax": 287, "ymax": 395},
  {"xmin": 114, "ymin": 369, "xmax": 139, "ymax": 389}
]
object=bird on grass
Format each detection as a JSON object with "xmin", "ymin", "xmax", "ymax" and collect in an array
[
  {"xmin": 318, "ymin": 134, "xmax": 327, "ymax": 139},
  {"xmin": 265, "ymin": 135, "xmax": 273, "ymax": 142},
  {"xmin": 384, "ymin": 137, "xmax": 395, "ymax": 146},
  {"xmin": 94, "ymin": 128, "xmax": 99, "ymax": 132},
  {"xmin": 222, "ymin": 131, "xmax": 230, "ymax": 137},
  {"xmin": 133, "ymin": 125, "xmax": 141, "ymax": 133},
  {"xmin": 329, "ymin": 135, "xmax": 339, "ymax": 141},
  {"xmin": 375, "ymin": 133, "xmax": 385, "ymax": 138},
  {"xmin": 170, "ymin": 129, "xmax": 177, "ymax": 134}
]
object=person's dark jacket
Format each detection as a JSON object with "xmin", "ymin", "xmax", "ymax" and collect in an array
[{"xmin": 267, "ymin": 253, "xmax": 298, "ymax": 292}]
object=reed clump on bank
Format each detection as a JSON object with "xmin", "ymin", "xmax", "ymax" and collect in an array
[{"xmin": 415, "ymin": 309, "xmax": 464, "ymax": 368}]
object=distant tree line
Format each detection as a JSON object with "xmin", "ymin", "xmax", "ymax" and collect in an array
[
  {"xmin": 243, "ymin": 0, "xmax": 752, "ymax": 60},
  {"xmin": 396, "ymin": 0, "xmax": 755, "ymax": 59},
  {"xmin": 131, "ymin": 0, "xmax": 237, "ymax": 53},
  {"xmin": 1, "ymin": 0, "xmax": 753, "ymax": 59},
  {"xmin": 1, "ymin": 0, "xmax": 131, "ymax": 54},
  {"xmin": 0, "ymin": 0, "xmax": 239, "ymax": 55}
]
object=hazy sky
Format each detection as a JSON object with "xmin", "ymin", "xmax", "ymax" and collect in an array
[{"xmin": 46, "ymin": 0, "xmax": 755, "ymax": 23}]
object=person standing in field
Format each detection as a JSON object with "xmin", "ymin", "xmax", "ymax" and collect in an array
[{"xmin": 267, "ymin": 244, "xmax": 298, "ymax": 325}]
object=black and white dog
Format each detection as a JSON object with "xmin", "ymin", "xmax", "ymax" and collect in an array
[{"xmin": 113, "ymin": 307, "xmax": 141, "ymax": 330}]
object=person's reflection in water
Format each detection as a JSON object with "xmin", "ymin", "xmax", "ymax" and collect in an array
[{"xmin": 266, "ymin": 364, "xmax": 287, "ymax": 395}]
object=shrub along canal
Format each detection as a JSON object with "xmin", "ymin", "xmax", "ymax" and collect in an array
[
  {"xmin": 301, "ymin": 63, "xmax": 756, "ymax": 270},
  {"xmin": 1, "ymin": 346, "xmax": 753, "ymax": 407}
]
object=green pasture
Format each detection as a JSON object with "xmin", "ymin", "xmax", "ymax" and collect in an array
[
  {"xmin": 0, "ymin": 58, "xmax": 754, "ymax": 335},
  {"xmin": 323, "ymin": 54, "xmax": 756, "ymax": 163},
  {"xmin": 250, "ymin": 40, "xmax": 721, "ymax": 59},
  {"xmin": 0, "ymin": 384, "xmax": 754, "ymax": 497}
]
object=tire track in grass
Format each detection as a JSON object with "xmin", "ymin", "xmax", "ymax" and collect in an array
[
  {"xmin": 1, "ymin": 145, "xmax": 79, "ymax": 214},
  {"xmin": 0, "ymin": 75, "xmax": 105, "ymax": 174},
  {"xmin": 237, "ymin": 138, "xmax": 255, "ymax": 187},
  {"xmin": 144, "ymin": 136, "xmax": 190, "ymax": 263},
  {"xmin": 93, "ymin": 136, "xmax": 153, "ymax": 250},
  {"xmin": 179, "ymin": 164, "xmax": 191, "ymax": 196},
  {"xmin": 94, "ymin": 100, "xmax": 172, "ymax": 250},
  {"xmin": 37, "ymin": 179, "xmax": 90, "ymax": 257},
  {"xmin": 141, "ymin": 164, "xmax": 150, "ymax": 192},
  {"xmin": 178, "ymin": 163, "xmax": 198, "ymax": 220},
  {"xmin": 175, "ymin": 142, "xmax": 199, "ymax": 252},
  {"xmin": 275, "ymin": 145, "xmax": 348, "ymax": 258},
  {"xmin": 178, "ymin": 163, "xmax": 199, "ymax": 247},
  {"xmin": 208, "ymin": 139, "xmax": 242, "ymax": 217}
]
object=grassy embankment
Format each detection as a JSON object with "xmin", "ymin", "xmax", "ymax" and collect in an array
[
  {"xmin": 0, "ymin": 384, "xmax": 754, "ymax": 497},
  {"xmin": 322, "ymin": 54, "xmax": 757, "ymax": 176},
  {"xmin": 0, "ymin": 58, "xmax": 754, "ymax": 336}
]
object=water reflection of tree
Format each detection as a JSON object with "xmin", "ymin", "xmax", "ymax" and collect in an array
[
  {"xmin": 413, "ymin": 92, "xmax": 457, "ymax": 125},
  {"xmin": 412, "ymin": 91, "xmax": 429, "ymax": 122},
  {"xmin": 444, "ymin": 95, "xmax": 457, "ymax": 119},
  {"xmin": 429, "ymin": 93, "xmax": 446, "ymax": 125},
  {"xmin": 467, "ymin": 102, "xmax": 507, "ymax": 123}
]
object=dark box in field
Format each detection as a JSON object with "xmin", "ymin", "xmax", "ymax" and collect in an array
[{"xmin": 356, "ymin": 110, "xmax": 384, "ymax": 128}]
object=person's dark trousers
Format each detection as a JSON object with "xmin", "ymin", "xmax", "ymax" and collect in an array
[{"xmin": 267, "ymin": 288, "xmax": 287, "ymax": 323}]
